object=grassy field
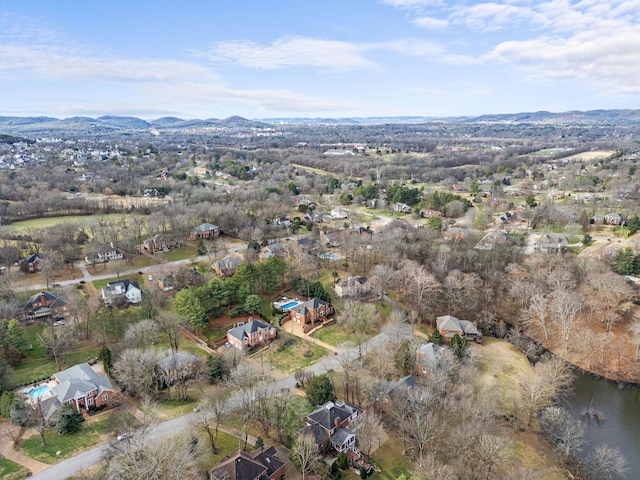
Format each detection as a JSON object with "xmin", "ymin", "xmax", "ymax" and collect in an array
[
  {"xmin": 19, "ymin": 415, "xmax": 111, "ymax": 463},
  {"xmin": 472, "ymin": 338, "xmax": 531, "ymax": 415},
  {"xmin": 0, "ymin": 213, "xmax": 133, "ymax": 234}
]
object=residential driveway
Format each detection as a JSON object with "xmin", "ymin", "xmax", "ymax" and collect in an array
[{"xmin": 0, "ymin": 421, "xmax": 50, "ymax": 474}]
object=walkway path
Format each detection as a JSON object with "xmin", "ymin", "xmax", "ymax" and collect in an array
[
  {"xmin": 280, "ymin": 317, "xmax": 338, "ymax": 353},
  {"xmin": 0, "ymin": 422, "xmax": 50, "ymax": 474}
]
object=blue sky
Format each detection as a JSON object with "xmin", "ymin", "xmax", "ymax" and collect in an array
[{"xmin": 1, "ymin": 0, "xmax": 639, "ymax": 119}]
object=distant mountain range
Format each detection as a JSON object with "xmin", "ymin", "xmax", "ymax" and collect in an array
[{"xmin": 2, "ymin": 109, "xmax": 640, "ymax": 134}]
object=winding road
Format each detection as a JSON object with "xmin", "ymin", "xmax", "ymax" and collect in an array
[{"xmin": 28, "ymin": 317, "xmax": 412, "ymax": 479}]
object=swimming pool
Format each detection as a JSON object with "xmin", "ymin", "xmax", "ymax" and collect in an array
[
  {"xmin": 280, "ymin": 301, "xmax": 300, "ymax": 310},
  {"xmin": 320, "ymin": 253, "xmax": 339, "ymax": 259},
  {"xmin": 28, "ymin": 385, "xmax": 51, "ymax": 400}
]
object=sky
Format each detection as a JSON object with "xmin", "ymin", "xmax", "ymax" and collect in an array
[{"xmin": 1, "ymin": 0, "xmax": 640, "ymax": 120}]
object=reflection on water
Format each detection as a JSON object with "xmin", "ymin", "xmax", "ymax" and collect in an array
[{"xmin": 566, "ymin": 371, "xmax": 640, "ymax": 479}]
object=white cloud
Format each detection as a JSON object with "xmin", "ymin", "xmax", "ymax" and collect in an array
[
  {"xmin": 449, "ymin": 3, "xmax": 533, "ymax": 31},
  {"xmin": 211, "ymin": 37, "xmax": 376, "ymax": 71},
  {"xmin": 486, "ymin": 25, "xmax": 640, "ymax": 93},
  {"xmin": 413, "ymin": 16, "xmax": 449, "ymax": 29}
]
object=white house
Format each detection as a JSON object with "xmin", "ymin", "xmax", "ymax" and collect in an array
[{"xmin": 101, "ymin": 280, "xmax": 142, "ymax": 306}]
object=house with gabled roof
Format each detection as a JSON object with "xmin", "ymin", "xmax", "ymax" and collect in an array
[
  {"xmin": 334, "ymin": 276, "xmax": 368, "ymax": 298},
  {"xmin": 301, "ymin": 400, "xmax": 362, "ymax": 453},
  {"xmin": 21, "ymin": 291, "xmax": 69, "ymax": 321},
  {"xmin": 260, "ymin": 243, "xmax": 285, "ymax": 260},
  {"xmin": 213, "ymin": 255, "xmax": 243, "ymax": 278},
  {"xmin": 25, "ymin": 362, "xmax": 115, "ymax": 421},
  {"xmin": 416, "ymin": 343, "xmax": 449, "ymax": 374},
  {"xmin": 189, "ymin": 222, "xmax": 220, "ymax": 240},
  {"xmin": 142, "ymin": 234, "xmax": 181, "ymax": 253},
  {"xmin": 534, "ymin": 233, "xmax": 569, "ymax": 254},
  {"xmin": 84, "ymin": 242, "xmax": 123, "ymax": 264},
  {"xmin": 436, "ymin": 315, "xmax": 482, "ymax": 343},
  {"xmin": 100, "ymin": 279, "xmax": 142, "ymax": 306},
  {"xmin": 227, "ymin": 318, "xmax": 277, "ymax": 350},
  {"xmin": 18, "ymin": 252, "xmax": 42, "ymax": 273},
  {"xmin": 210, "ymin": 447, "xmax": 285, "ymax": 480},
  {"xmin": 289, "ymin": 298, "xmax": 334, "ymax": 325}
]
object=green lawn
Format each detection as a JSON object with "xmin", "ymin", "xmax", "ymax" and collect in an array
[
  {"xmin": 0, "ymin": 456, "xmax": 28, "ymax": 480},
  {"xmin": 19, "ymin": 415, "xmax": 111, "ymax": 464},
  {"xmin": 313, "ymin": 324, "xmax": 353, "ymax": 347},
  {"xmin": 0, "ymin": 214, "xmax": 133, "ymax": 234},
  {"xmin": 12, "ymin": 346, "xmax": 102, "ymax": 387},
  {"xmin": 156, "ymin": 244, "xmax": 198, "ymax": 262},
  {"xmin": 267, "ymin": 333, "xmax": 329, "ymax": 373},
  {"xmin": 369, "ymin": 434, "xmax": 414, "ymax": 480},
  {"xmin": 92, "ymin": 274, "xmax": 144, "ymax": 291}
]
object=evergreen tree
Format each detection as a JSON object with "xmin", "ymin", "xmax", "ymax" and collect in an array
[
  {"xmin": 306, "ymin": 374, "xmax": 336, "ymax": 406},
  {"xmin": 55, "ymin": 403, "xmax": 84, "ymax": 434}
]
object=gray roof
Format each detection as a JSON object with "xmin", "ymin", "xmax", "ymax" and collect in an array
[
  {"xmin": 215, "ymin": 255, "xmax": 243, "ymax": 271},
  {"xmin": 290, "ymin": 297, "xmax": 331, "ymax": 316},
  {"xmin": 192, "ymin": 223, "xmax": 219, "ymax": 232},
  {"xmin": 227, "ymin": 319, "xmax": 273, "ymax": 341},
  {"xmin": 331, "ymin": 427, "xmax": 355, "ymax": 448},
  {"xmin": 158, "ymin": 351, "xmax": 198, "ymax": 373},
  {"xmin": 50, "ymin": 363, "xmax": 114, "ymax": 408},
  {"xmin": 307, "ymin": 400, "xmax": 361, "ymax": 429}
]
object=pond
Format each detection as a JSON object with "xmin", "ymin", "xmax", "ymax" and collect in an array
[{"xmin": 567, "ymin": 371, "xmax": 640, "ymax": 478}]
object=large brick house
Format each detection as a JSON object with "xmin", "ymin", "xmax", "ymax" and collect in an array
[
  {"xmin": 26, "ymin": 362, "xmax": 115, "ymax": 421},
  {"xmin": 21, "ymin": 291, "xmax": 70, "ymax": 321},
  {"xmin": 190, "ymin": 222, "xmax": 220, "ymax": 240},
  {"xmin": 436, "ymin": 315, "xmax": 482, "ymax": 343},
  {"xmin": 226, "ymin": 318, "xmax": 277, "ymax": 350},
  {"xmin": 18, "ymin": 253, "xmax": 42, "ymax": 273},
  {"xmin": 289, "ymin": 298, "xmax": 334, "ymax": 325},
  {"xmin": 301, "ymin": 400, "xmax": 362, "ymax": 453},
  {"xmin": 210, "ymin": 447, "xmax": 285, "ymax": 480},
  {"xmin": 142, "ymin": 234, "xmax": 181, "ymax": 253}
]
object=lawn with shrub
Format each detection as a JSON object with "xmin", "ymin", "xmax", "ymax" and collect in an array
[
  {"xmin": 267, "ymin": 333, "xmax": 329, "ymax": 373},
  {"xmin": 19, "ymin": 415, "xmax": 110, "ymax": 464}
]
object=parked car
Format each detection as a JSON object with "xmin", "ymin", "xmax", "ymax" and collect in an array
[
  {"xmin": 53, "ymin": 321, "xmax": 66, "ymax": 327},
  {"xmin": 117, "ymin": 432, "xmax": 133, "ymax": 441}
]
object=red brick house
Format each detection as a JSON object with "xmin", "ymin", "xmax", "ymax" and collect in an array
[
  {"xmin": 210, "ymin": 447, "xmax": 285, "ymax": 480},
  {"xmin": 189, "ymin": 223, "xmax": 220, "ymax": 240},
  {"xmin": 226, "ymin": 318, "xmax": 277, "ymax": 350},
  {"xmin": 436, "ymin": 315, "xmax": 482, "ymax": 343},
  {"xmin": 301, "ymin": 400, "xmax": 362, "ymax": 453},
  {"xmin": 28, "ymin": 362, "xmax": 115, "ymax": 422},
  {"xmin": 21, "ymin": 291, "xmax": 70, "ymax": 321},
  {"xmin": 289, "ymin": 298, "xmax": 334, "ymax": 325},
  {"xmin": 18, "ymin": 253, "xmax": 42, "ymax": 273}
]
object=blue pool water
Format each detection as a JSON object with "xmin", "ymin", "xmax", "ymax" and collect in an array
[
  {"xmin": 320, "ymin": 253, "xmax": 338, "ymax": 259},
  {"xmin": 280, "ymin": 301, "xmax": 300, "ymax": 310},
  {"xmin": 28, "ymin": 385, "xmax": 51, "ymax": 399}
]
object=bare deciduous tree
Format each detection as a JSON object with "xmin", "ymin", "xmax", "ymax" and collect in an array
[
  {"xmin": 352, "ymin": 410, "xmax": 386, "ymax": 458},
  {"xmin": 38, "ymin": 326, "xmax": 72, "ymax": 370}
]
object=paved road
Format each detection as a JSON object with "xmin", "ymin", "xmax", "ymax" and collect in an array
[{"xmin": 29, "ymin": 314, "xmax": 412, "ymax": 479}]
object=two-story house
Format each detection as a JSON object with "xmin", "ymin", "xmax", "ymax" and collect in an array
[
  {"xmin": 226, "ymin": 318, "xmax": 277, "ymax": 350},
  {"xmin": 189, "ymin": 223, "xmax": 220, "ymax": 240},
  {"xmin": 289, "ymin": 298, "xmax": 334, "ymax": 326},
  {"xmin": 21, "ymin": 291, "xmax": 70, "ymax": 321},
  {"xmin": 301, "ymin": 400, "xmax": 362, "ymax": 453},
  {"xmin": 210, "ymin": 447, "xmax": 285, "ymax": 480},
  {"xmin": 18, "ymin": 253, "xmax": 42, "ymax": 273},
  {"xmin": 84, "ymin": 242, "xmax": 123, "ymax": 265},
  {"xmin": 436, "ymin": 315, "xmax": 482, "ymax": 343},
  {"xmin": 100, "ymin": 279, "xmax": 142, "ymax": 306},
  {"xmin": 27, "ymin": 362, "xmax": 115, "ymax": 421}
]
